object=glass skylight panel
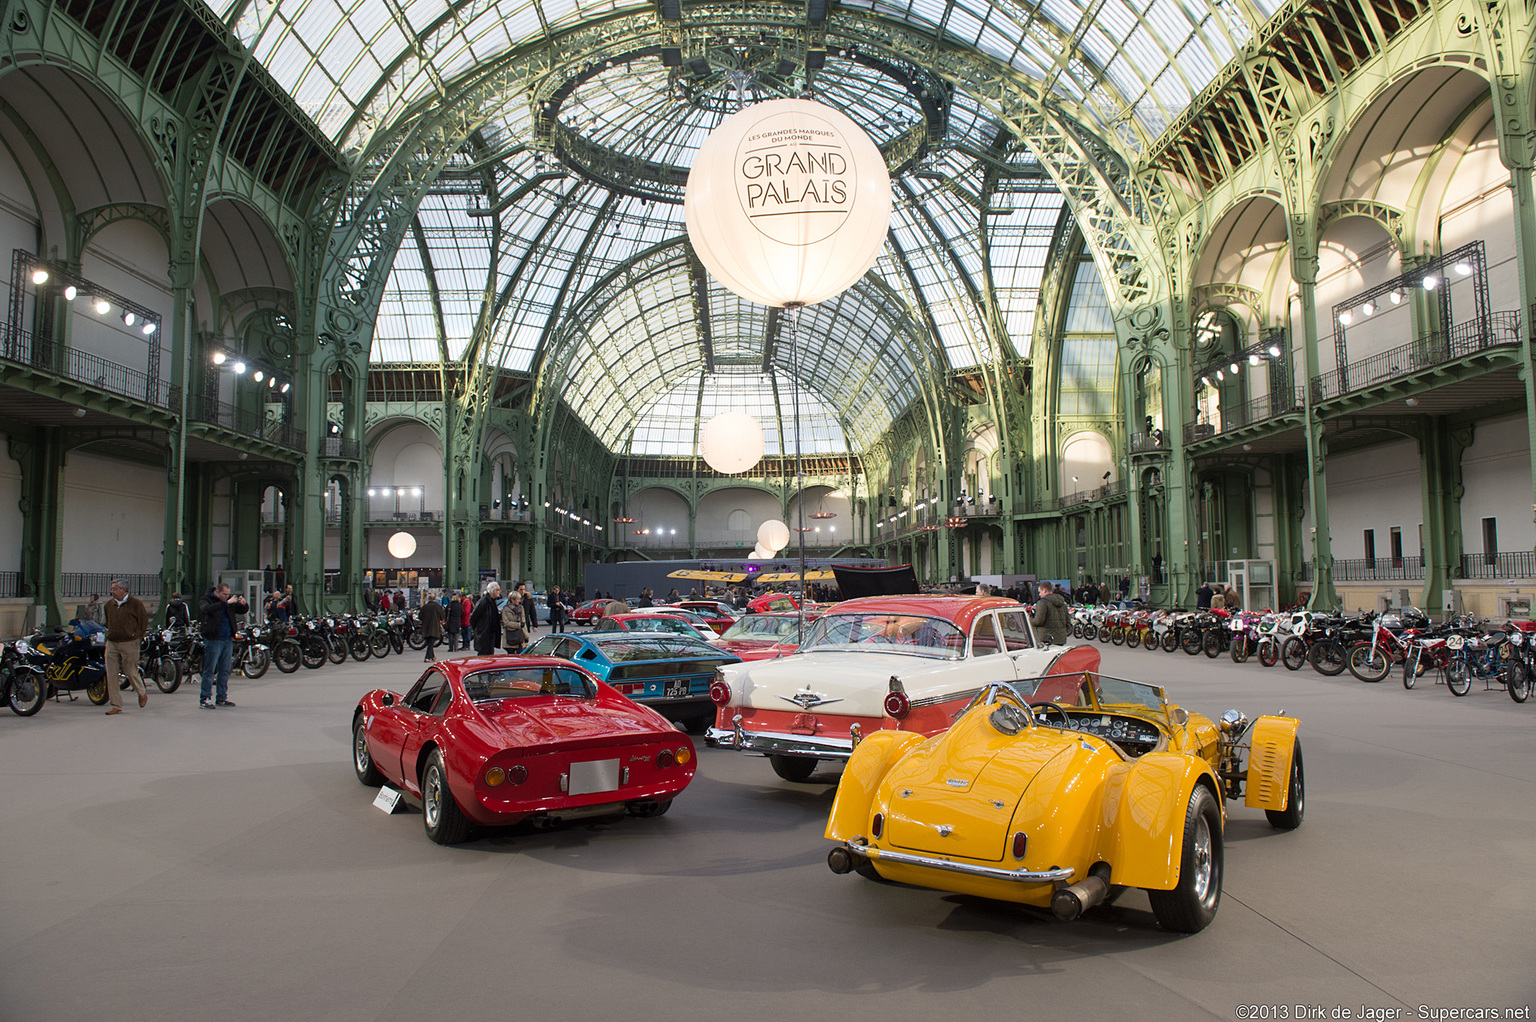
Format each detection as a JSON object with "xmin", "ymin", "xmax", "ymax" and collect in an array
[
  {"xmin": 1058, "ymin": 336, "xmax": 1117, "ymax": 415},
  {"xmin": 1064, "ymin": 262, "xmax": 1114, "ymax": 333}
]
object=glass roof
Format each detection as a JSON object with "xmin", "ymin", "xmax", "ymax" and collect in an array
[{"xmin": 212, "ymin": 0, "xmax": 1278, "ymax": 149}]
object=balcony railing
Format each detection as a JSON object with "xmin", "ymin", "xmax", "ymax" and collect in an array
[
  {"xmin": 1057, "ymin": 480, "xmax": 1124, "ymax": 510},
  {"xmin": 61, "ymin": 572, "xmax": 163, "ymax": 600},
  {"xmin": 0, "ymin": 570, "xmax": 20, "ymax": 598},
  {"xmin": 1185, "ymin": 388, "xmax": 1305, "ymax": 445},
  {"xmin": 193, "ymin": 397, "xmax": 304, "ymax": 451},
  {"xmin": 1332, "ymin": 556, "xmax": 1424, "ymax": 581},
  {"xmin": 1129, "ymin": 430, "xmax": 1169, "ymax": 454},
  {"xmin": 1312, "ymin": 310, "xmax": 1521, "ymax": 402},
  {"xmin": 322, "ymin": 437, "xmax": 361, "ymax": 459},
  {"xmin": 1461, "ymin": 551, "xmax": 1536, "ymax": 579},
  {"xmin": 1, "ymin": 327, "xmax": 175, "ymax": 409}
]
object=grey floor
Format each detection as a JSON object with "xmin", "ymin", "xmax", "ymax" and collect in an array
[{"xmin": 2, "ymin": 640, "xmax": 1533, "ymax": 1022}]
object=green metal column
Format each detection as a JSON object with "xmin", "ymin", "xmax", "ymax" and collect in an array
[
  {"xmin": 1292, "ymin": 241, "xmax": 1339, "ymax": 608},
  {"xmin": 1419, "ymin": 419, "xmax": 1470, "ymax": 613},
  {"xmin": 161, "ymin": 268, "xmax": 193, "ymax": 601},
  {"xmin": 7, "ymin": 428, "xmax": 64, "ymax": 625},
  {"xmin": 289, "ymin": 350, "xmax": 327, "ymax": 616}
]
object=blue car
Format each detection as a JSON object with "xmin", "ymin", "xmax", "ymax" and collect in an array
[{"xmin": 522, "ymin": 631, "xmax": 740, "ymax": 731}]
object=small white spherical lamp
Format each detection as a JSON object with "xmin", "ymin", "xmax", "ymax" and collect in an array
[
  {"xmin": 747, "ymin": 551, "xmax": 765, "ymax": 560},
  {"xmin": 752, "ymin": 542, "xmax": 774, "ymax": 559},
  {"xmin": 699, "ymin": 410, "xmax": 765, "ymax": 474},
  {"xmin": 387, "ymin": 532, "xmax": 417, "ymax": 560},
  {"xmin": 758, "ymin": 520, "xmax": 791, "ymax": 552},
  {"xmin": 685, "ymin": 98, "xmax": 892, "ymax": 308}
]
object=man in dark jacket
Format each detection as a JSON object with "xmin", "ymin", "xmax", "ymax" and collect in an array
[
  {"xmin": 199, "ymin": 583, "xmax": 248, "ymax": 709},
  {"xmin": 164, "ymin": 593, "xmax": 190, "ymax": 628},
  {"xmin": 418, "ymin": 593, "xmax": 445, "ymax": 661},
  {"xmin": 469, "ymin": 582, "xmax": 502, "ymax": 655},
  {"xmin": 1030, "ymin": 581, "xmax": 1072, "ymax": 645},
  {"xmin": 547, "ymin": 585, "xmax": 569, "ymax": 633}
]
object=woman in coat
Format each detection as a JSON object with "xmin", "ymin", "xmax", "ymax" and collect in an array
[{"xmin": 501, "ymin": 587, "xmax": 529, "ymax": 652}]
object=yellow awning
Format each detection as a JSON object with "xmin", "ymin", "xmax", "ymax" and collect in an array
[
  {"xmin": 666, "ymin": 569, "xmax": 749, "ymax": 583},
  {"xmin": 755, "ymin": 570, "xmax": 837, "ymax": 584}
]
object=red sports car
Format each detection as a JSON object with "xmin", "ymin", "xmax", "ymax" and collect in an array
[
  {"xmin": 569, "ymin": 599, "xmax": 608, "ymax": 625},
  {"xmin": 676, "ymin": 600, "xmax": 739, "ymax": 633},
  {"xmin": 352, "ymin": 655, "xmax": 697, "ymax": 844}
]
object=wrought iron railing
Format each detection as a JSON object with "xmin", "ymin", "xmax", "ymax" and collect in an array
[
  {"xmin": 0, "ymin": 571, "xmax": 20, "ymax": 597},
  {"xmin": 192, "ymin": 397, "xmax": 304, "ymax": 451},
  {"xmin": 322, "ymin": 437, "xmax": 360, "ymax": 459},
  {"xmin": 0, "ymin": 327, "xmax": 175, "ymax": 409},
  {"xmin": 1129, "ymin": 430, "xmax": 1169, "ymax": 453},
  {"xmin": 61, "ymin": 572, "xmax": 164, "ymax": 600},
  {"xmin": 1332, "ymin": 556, "xmax": 1425, "ymax": 581},
  {"xmin": 1312, "ymin": 310, "xmax": 1521, "ymax": 402},
  {"xmin": 1057, "ymin": 480, "xmax": 1124, "ymax": 510},
  {"xmin": 1184, "ymin": 388, "xmax": 1305, "ymax": 445},
  {"xmin": 1461, "ymin": 551, "xmax": 1536, "ymax": 579}
]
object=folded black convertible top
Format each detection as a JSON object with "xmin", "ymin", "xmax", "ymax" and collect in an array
[{"xmin": 832, "ymin": 563, "xmax": 919, "ymax": 598}]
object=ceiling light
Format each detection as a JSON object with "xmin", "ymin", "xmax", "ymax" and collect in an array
[
  {"xmin": 1453, "ymin": 261, "xmax": 1472, "ymax": 277},
  {"xmin": 1201, "ymin": 375, "xmax": 1211, "ymax": 387},
  {"xmin": 94, "ymin": 299, "xmax": 110, "ymax": 315},
  {"xmin": 1249, "ymin": 353, "xmax": 1260, "ymax": 365},
  {"xmin": 252, "ymin": 370, "xmax": 264, "ymax": 382},
  {"xmin": 31, "ymin": 268, "xmax": 48, "ymax": 285},
  {"xmin": 1229, "ymin": 362, "xmax": 1240, "ymax": 374},
  {"xmin": 63, "ymin": 286, "xmax": 77, "ymax": 301},
  {"xmin": 1267, "ymin": 345, "xmax": 1281, "ymax": 358},
  {"xmin": 280, "ymin": 383, "xmax": 290, "ymax": 394},
  {"xmin": 212, "ymin": 352, "xmax": 227, "ymax": 365},
  {"xmin": 233, "ymin": 361, "xmax": 246, "ymax": 374},
  {"xmin": 122, "ymin": 312, "xmax": 136, "ymax": 327},
  {"xmin": 1339, "ymin": 311, "xmax": 1353, "ymax": 325},
  {"xmin": 142, "ymin": 322, "xmax": 156, "ymax": 335},
  {"xmin": 1389, "ymin": 290, "xmax": 1403, "ymax": 304},
  {"xmin": 72, "ymin": 407, "xmax": 87, "ymax": 418},
  {"xmin": 1216, "ymin": 369, "xmax": 1225, "ymax": 381},
  {"xmin": 267, "ymin": 377, "xmax": 277, "ymax": 389},
  {"xmin": 1423, "ymin": 275, "xmax": 1438, "ymax": 290},
  {"xmin": 1405, "ymin": 397, "xmax": 1419, "ymax": 407},
  {"xmin": 1362, "ymin": 301, "xmax": 1375, "ymax": 316}
]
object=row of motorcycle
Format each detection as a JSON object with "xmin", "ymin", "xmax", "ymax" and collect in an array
[
  {"xmin": 1068, "ymin": 604, "xmax": 1535, "ymax": 702},
  {"xmin": 1, "ymin": 611, "xmax": 428, "ymax": 716}
]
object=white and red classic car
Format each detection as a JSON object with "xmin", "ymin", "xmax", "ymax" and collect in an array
[{"xmin": 705, "ymin": 594, "xmax": 1101, "ymax": 781}]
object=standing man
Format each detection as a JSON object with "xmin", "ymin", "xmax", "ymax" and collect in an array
[
  {"xmin": 76, "ymin": 592, "xmax": 104, "ymax": 626},
  {"xmin": 418, "ymin": 591, "xmax": 445, "ymax": 662},
  {"xmin": 547, "ymin": 585, "xmax": 569, "ymax": 633},
  {"xmin": 469, "ymin": 582, "xmax": 502, "ymax": 655},
  {"xmin": 1030, "ymin": 580, "xmax": 1072, "ymax": 645},
  {"xmin": 519, "ymin": 582, "xmax": 537, "ymax": 639},
  {"xmin": 102, "ymin": 579, "xmax": 150, "ymax": 715},
  {"xmin": 460, "ymin": 593, "xmax": 474, "ymax": 648},
  {"xmin": 443, "ymin": 591, "xmax": 461, "ymax": 652},
  {"xmin": 199, "ymin": 583, "xmax": 248, "ymax": 709},
  {"xmin": 164, "ymin": 592, "xmax": 191, "ymax": 628}
]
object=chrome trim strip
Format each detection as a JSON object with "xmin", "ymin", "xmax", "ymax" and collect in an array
[
  {"xmin": 705, "ymin": 726, "xmax": 855, "ymax": 760},
  {"xmin": 848, "ymin": 843, "xmax": 1074, "ymax": 884},
  {"xmin": 909, "ymin": 687, "xmax": 982, "ymax": 710}
]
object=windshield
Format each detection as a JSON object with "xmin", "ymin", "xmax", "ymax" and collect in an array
[
  {"xmin": 464, "ymin": 667, "xmax": 594, "ymax": 701},
  {"xmin": 1092, "ymin": 676, "xmax": 1167, "ymax": 713},
  {"xmin": 723, "ymin": 616, "xmax": 798, "ymax": 640},
  {"xmin": 589, "ymin": 636, "xmax": 720, "ymax": 662},
  {"xmin": 800, "ymin": 613, "xmax": 964, "ymax": 659}
]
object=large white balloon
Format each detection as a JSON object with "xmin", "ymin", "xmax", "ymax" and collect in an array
[
  {"xmin": 758, "ymin": 519, "xmax": 791, "ymax": 552},
  {"xmin": 387, "ymin": 531, "xmax": 417, "ymax": 559},
  {"xmin": 685, "ymin": 98, "xmax": 892, "ymax": 307},
  {"xmin": 699, "ymin": 410, "xmax": 765, "ymax": 474}
]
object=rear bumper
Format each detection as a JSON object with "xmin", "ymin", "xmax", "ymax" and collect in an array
[
  {"xmin": 705, "ymin": 718, "xmax": 856, "ymax": 761},
  {"xmin": 838, "ymin": 840, "xmax": 1075, "ymax": 884}
]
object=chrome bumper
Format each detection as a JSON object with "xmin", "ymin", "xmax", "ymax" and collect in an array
[
  {"xmin": 705, "ymin": 719, "xmax": 855, "ymax": 761},
  {"xmin": 842, "ymin": 841, "xmax": 1075, "ymax": 884}
]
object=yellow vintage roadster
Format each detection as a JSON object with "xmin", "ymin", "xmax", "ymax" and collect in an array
[{"xmin": 824, "ymin": 672, "xmax": 1302, "ymax": 932}]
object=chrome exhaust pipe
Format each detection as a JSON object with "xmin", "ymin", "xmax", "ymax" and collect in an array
[
  {"xmin": 1051, "ymin": 873, "xmax": 1110, "ymax": 921},
  {"xmin": 827, "ymin": 847, "xmax": 855, "ymax": 874}
]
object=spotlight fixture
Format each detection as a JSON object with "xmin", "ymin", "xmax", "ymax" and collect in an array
[
  {"xmin": 1229, "ymin": 362, "xmax": 1240, "ymax": 374},
  {"xmin": 1423, "ymin": 275, "xmax": 1438, "ymax": 290},
  {"xmin": 1216, "ymin": 369, "xmax": 1225, "ymax": 381},
  {"xmin": 267, "ymin": 377, "xmax": 277, "ymax": 389},
  {"xmin": 1267, "ymin": 345, "xmax": 1281, "ymax": 358},
  {"xmin": 141, "ymin": 322, "xmax": 156, "ymax": 335},
  {"xmin": 233, "ymin": 361, "xmax": 246, "ymax": 374},
  {"xmin": 1453, "ymin": 261, "xmax": 1472, "ymax": 277},
  {"xmin": 31, "ymin": 268, "xmax": 48, "ymax": 285},
  {"xmin": 1389, "ymin": 290, "xmax": 1403, "ymax": 304},
  {"xmin": 1248, "ymin": 353, "xmax": 1261, "ymax": 365},
  {"xmin": 1339, "ymin": 311, "xmax": 1353, "ymax": 325},
  {"xmin": 72, "ymin": 407, "xmax": 87, "ymax": 418},
  {"xmin": 1201, "ymin": 375, "xmax": 1211, "ymax": 388},
  {"xmin": 122, "ymin": 312, "xmax": 136, "ymax": 327},
  {"xmin": 94, "ymin": 298, "xmax": 110, "ymax": 315},
  {"xmin": 280, "ymin": 383, "xmax": 290, "ymax": 394},
  {"xmin": 1405, "ymin": 397, "xmax": 1419, "ymax": 407},
  {"xmin": 253, "ymin": 370, "xmax": 264, "ymax": 382},
  {"xmin": 63, "ymin": 285, "xmax": 77, "ymax": 301},
  {"xmin": 1362, "ymin": 301, "xmax": 1375, "ymax": 316},
  {"xmin": 368, "ymin": 488, "xmax": 377, "ymax": 497},
  {"xmin": 212, "ymin": 352, "xmax": 227, "ymax": 365}
]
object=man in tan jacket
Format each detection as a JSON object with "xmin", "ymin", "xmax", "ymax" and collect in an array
[{"xmin": 103, "ymin": 578, "xmax": 150, "ymax": 714}]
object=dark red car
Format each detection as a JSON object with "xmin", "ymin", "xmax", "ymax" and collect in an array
[
  {"xmin": 352, "ymin": 655, "xmax": 696, "ymax": 844},
  {"xmin": 568, "ymin": 599, "xmax": 608, "ymax": 625},
  {"xmin": 676, "ymin": 600, "xmax": 739, "ymax": 633}
]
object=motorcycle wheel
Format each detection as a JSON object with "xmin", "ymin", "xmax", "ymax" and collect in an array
[
  {"xmin": 370, "ymin": 630, "xmax": 391, "ymax": 658},
  {"xmin": 1082, "ymin": 624, "xmax": 1097, "ymax": 641},
  {"xmin": 1309, "ymin": 640, "xmax": 1346, "ymax": 676},
  {"xmin": 1160, "ymin": 630, "xmax": 1179, "ymax": 653},
  {"xmin": 1257, "ymin": 638, "xmax": 1280, "ymax": 668},
  {"xmin": 155, "ymin": 657, "xmax": 182, "ymax": 693},
  {"xmin": 1230, "ymin": 634, "xmax": 1250, "ymax": 664},
  {"xmin": 388, "ymin": 631, "xmax": 403, "ymax": 656},
  {"xmin": 6, "ymin": 669, "xmax": 45, "ymax": 716},
  {"xmin": 1142, "ymin": 630, "xmax": 1160, "ymax": 652},
  {"xmin": 301, "ymin": 637, "xmax": 328, "ymax": 670},
  {"xmin": 1346, "ymin": 642, "xmax": 1390, "ymax": 683},
  {"xmin": 405, "ymin": 628, "xmax": 426, "ymax": 651},
  {"xmin": 1403, "ymin": 662, "xmax": 1418, "ymax": 689},
  {"xmin": 87, "ymin": 677, "xmax": 110, "ymax": 705},
  {"xmin": 1072, "ymin": 623, "xmax": 1083, "ymax": 639},
  {"xmin": 1509, "ymin": 660, "xmax": 1531, "ymax": 703},
  {"xmin": 349, "ymin": 635, "xmax": 372, "ymax": 662},
  {"xmin": 1125, "ymin": 628, "xmax": 1141, "ymax": 649},
  {"xmin": 326, "ymin": 636, "xmax": 348, "ymax": 665},
  {"xmin": 1110, "ymin": 626, "xmax": 1125, "ymax": 646},
  {"xmin": 1281, "ymin": 636, "xmax": 1309, "ymax": 671},
  {"xmin": 1201, "ymin": 630, "xmax": 1222, "ymax": 658},
  {"xmin": 274, "ymin": 639, "xmax": 302, "ymax": 674},
  {"xmin": 243, "ymin": 647, "xmax": 270, "ymax": 680},
  {"xmin": 1181, "ymin": 629, "xmax": 1202, "ymax": 656},
  {"xmin": 1446, "ymin": 661, "xmax": 1471, "ymax": 696}
]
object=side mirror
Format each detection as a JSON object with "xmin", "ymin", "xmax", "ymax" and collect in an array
[
  {"xmin": 1171, "ymin": 706, "xmax": 1189, "ymax": 725},
  {"xmin": 380, "ymin": 692, "xmax": 394, "ymax": 706}
]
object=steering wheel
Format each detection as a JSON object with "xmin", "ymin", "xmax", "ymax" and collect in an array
[{"xmin": 1029, "ymin": 700, "xmax": 1071, "ymax": 727}]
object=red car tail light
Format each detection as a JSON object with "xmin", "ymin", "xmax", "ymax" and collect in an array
[
  {"xmin": 676, "ymin": 746, "xmax": 692, "ymax": 765},
  {"xmin": 656, "ymin": 749, "xmax": 675, "ymax": 769},
  {"xmin": 709, "ymin": 678, "xmax": 731, "ymax": 705},
  {"xmin": 883, "ymin": 690, "xmax": 910, "ymax": 719},
  {"xmin": 1012, "ymin": 831, "xmax": 1027, "ymax": 859},
  {"xmin": 871, "ymin": 812, "xmax": 884, "ymax": 838},
  {"xmin": 485, "ymin": 767, "xmax": 506, "ymax": 786},
  {"xmin": 508, "ymin": 765, "xmax": 527, "ymax": 785}
]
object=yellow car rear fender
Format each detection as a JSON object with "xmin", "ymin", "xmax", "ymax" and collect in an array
[
  {"xmin": 1099, "ymin": 753, "xmax": 1222, "ymax": 891},
  {"xmin": 1244, "ymin": 716, "xmax": 1300, "ymax": 812},
  {"xmin": 825, "ymin": 730, "xmax": 929, "ymax": 841}
]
